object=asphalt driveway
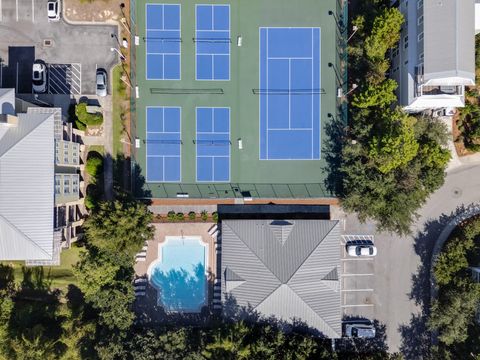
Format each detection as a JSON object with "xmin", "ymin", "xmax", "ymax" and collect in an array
[{"xmin": 0, "ymin": 0, "xmax": 119, "ymax": 94}]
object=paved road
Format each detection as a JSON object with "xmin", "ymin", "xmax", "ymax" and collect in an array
[
  {"xmin": 335, "ymin": 162, "xmax": 480, "ymax": 356},
  {"xmin": 0, "ymin": 0, "xmax": 118, "ymax": 94}
]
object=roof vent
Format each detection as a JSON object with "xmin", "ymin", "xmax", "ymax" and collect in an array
[{"xmin": 269, "ymin": 220, "xmax": 294, "ymax": 246}]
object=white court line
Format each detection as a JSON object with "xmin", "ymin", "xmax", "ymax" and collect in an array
[
  {"xmin": 341, "ymin": 304, "xmax": 374, "ymax": 308},
  {"xmin": 15, "ymin": 0, "xmax": 18, "ymax": 21},
  {"xmin": 32, "ymin": 0, "xmax": 34, "ymax": 22},
  {"xmin": 341, "ymin": 289, "xmax": 374, "ymax": 292},
  {"xmin": 341, "ymin": 273, "xmax": 374, "ymax": 277},
  {"xmin": 0, "ymin": 0, "xmax": 3, "ymax": 22}
]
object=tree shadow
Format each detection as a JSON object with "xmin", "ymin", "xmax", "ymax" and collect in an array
[
  {"xmin": 322, "ymin": 112, "xmax": 348, "ymax": 197},
  {"xmin": 8, "ymin": 267, "xmax": 66, "ymax": 357},
  {"xmin": 222, "ymin": 293, "xmax": 327, "ymax": 338},
  {"xmin": 336, "ymin": 315, "xmax": 389, "ymax": 356},
  {"xmin": 399, "ymin": 204, "xmax": 479, "ymax": 359},
  {"xmin": 0, "ymin": 264, "xmax": 15, "ymax": 294}
]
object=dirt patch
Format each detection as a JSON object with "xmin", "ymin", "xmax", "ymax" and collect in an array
[
  {"xmin": 64, "ymin": 0, "xmax": 123, "ymax": 23},
  {"xmin": 86, "ymin": 124, "xmax": 104, "ymax": 137},
  {"xmin": 452, "ymin": 110, "xmax": 474, "ymax": 157}
]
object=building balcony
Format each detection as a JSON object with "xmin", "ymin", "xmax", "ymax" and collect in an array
[{"xmin": 419, "ymin": 85, "xmax": 464, "ymax": 97}]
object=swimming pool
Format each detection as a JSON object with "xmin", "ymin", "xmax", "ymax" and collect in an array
[{"xmin": 147, "ymin": 236, "xmax": 208, "ymax": 312}]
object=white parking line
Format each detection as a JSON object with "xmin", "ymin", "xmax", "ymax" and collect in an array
[
  {"xmin": 341, "ymin": 273, "xmax": 374, "ymax": 277},
  {"xmin": 341, "ymin": 304, "xmax": 374, "ymax": 308},
  {"xmin": 341, "ymin": 289, "xmax": 374, "ymax": 292},
  {"xmin": 341, "ymin": 258, "xmax": 374, "ymax": 262}
]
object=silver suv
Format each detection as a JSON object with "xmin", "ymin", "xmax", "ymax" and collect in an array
[{"xmin": 345, "ymin": 324, "xmax": 376, "ymax": 338}]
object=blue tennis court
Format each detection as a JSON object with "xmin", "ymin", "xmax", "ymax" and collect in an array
[
  {"xmin": 146, "ymin": 107, "xmax": 181, "ymax": 182},
  {"xmin": 195, "ymin": 5, "xmax": 230, "ymax": 81},
  {"xmin": 196, "ymin": 107, "xmax": 230, "ymax": 182},
  {"xmin": 146, "ymin": 4, "xmax": 181, "ymax": 80},
  {"xmin": 259, "ymin": 27, "xmax": 321, "ymax": 160}
]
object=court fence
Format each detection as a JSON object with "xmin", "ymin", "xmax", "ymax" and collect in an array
[
  {"xmin": 130, "ymin": 0, "xmax": 138, "ymax": 194},
  {"xmin": 135, "ymin": 180, "xmax": 333, "ymax": 199},
  {"xmin": 338, "ymin": 0, "xmax": 348, "ymax": 125}
]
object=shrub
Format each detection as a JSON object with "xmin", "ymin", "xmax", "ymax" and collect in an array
[
  {"xmin": 86, "ymin": 153, "xmax": 103, "ymax": 178},
  {"xmin": 201, "ymin": 210, "xmax": 208, "ymax": 222},
  {"xmin": 75, "ymin": 119, "xmax": 86, "ymax": 131},
  {"xmin": 188, "ymin": 211, "xmax": 196, "ymax": 221},
  {"xmin": 167, "ymin": 211, "xmax": 176, "ymax": 222},
  {"xmin": 176, "ymin": 212, "xmax": 184, "ymax": 221},
  {"xmin": 84, "ymin": 194, "xmax": 96, "ymax": 210},
  {"xmin": 212, "ymin": 212, "xmax": 218, "ymax": 223},
  {"xmin": 75, "ymin": 103, "xmax": 104, "ymax": 127}
]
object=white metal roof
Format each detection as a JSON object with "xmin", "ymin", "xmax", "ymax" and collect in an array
[
  {"xmin": 221, "ymin": 219, "xmax": 342, "ymax": 338},
  {"xmin": 0, "ymin": 107, "xmax": 55, "ymax": 261}
]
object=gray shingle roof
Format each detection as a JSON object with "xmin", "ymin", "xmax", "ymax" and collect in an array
[{"xmin": 221, "ymin": 219, "xmax": 341, "ymax": 338}]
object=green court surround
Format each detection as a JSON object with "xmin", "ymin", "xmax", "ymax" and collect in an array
[{"xmin": 133, "ymin": 0, "xmax": 341, "ymax": 199}]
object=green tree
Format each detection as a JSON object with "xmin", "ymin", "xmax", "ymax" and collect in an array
[
  {"xmin": 86, "ymin": 154, "xmax": 103, "ymax": 179},
  {"xmin": 10, "ymin": 326, "xmax": 58, "ymax": 360},
  {"xmin": 83, "ymin": 199, "xmax": 154, "ymax": 257},
  {"xmin": 352, "ymin": 79, "xmax": 398, "ymax": 108},
  {"xmin": 369, "ymin": 111, "xmax": 419, "ymax": 174},
  {"xmin": 364, "ymin": 7, "xmax": 404, "ymax": 61},
  {"xmin": 340, "ymin": 116, "xmax": 449, "ymax": 234},
  {"xmin": 202, "ymin": 322, "xmax": 252, "ymax": 359},
  {"xmin": 428, "ymin": 280, "xmax": 480, "ymax": 345},
  {"xmin": 74, "ymin": 250, "xmax": 135, "ymax": 331},
  {"xmin": 434, "ymin": 232, "xmax": 474, "ymax": 286}
]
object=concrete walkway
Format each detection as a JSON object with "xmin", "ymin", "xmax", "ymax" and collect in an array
[
  {"xmin": 440, "ymin": 116, "xmax": 462, "ymax": 172},
  {"xmin": 441, "ymin": 115, "xmax": 480, "ymax": 171}
]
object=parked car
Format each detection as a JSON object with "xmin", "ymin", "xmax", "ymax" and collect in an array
[
  {"xmin": 347, "ymin": 244, "xmax": 377, "ymax": 257},
  {"xmin": 32, "ymin": 61, "xmax": 47, "ymax": 93},
  {"xmin": 345, "ymin": 324, "xmax": 376, "ymax": 338},
  {"xmin": 47, "ymin": 0, "xmax": 60, "ymax": 21},
  {"xmin": 96, "ymin": 69, "xmax": 107, "ymax": 97}
]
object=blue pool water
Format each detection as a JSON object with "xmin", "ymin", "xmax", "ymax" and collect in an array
[{"xmin": 149, "ymin": 237, "xmax": 207, "ymax": 312}]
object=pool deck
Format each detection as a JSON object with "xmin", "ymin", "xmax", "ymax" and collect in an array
[{"xmin": 133, "ymin": 222, "xmax": 218, "ymax": 322}]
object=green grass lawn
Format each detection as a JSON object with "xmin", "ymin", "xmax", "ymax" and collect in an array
[
  {"xmin": 4, "ymin": 246, "xmax": 82, "ymax": 293},
  {"xmin": 112, "ymin": 64, "xmax": 128, "ymax": 157}
]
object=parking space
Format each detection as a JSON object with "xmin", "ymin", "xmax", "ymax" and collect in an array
[
  {"xmin": 0, "ymin": 0, "xmax": 118, "ymax": 94},
  {"xmin": 48, "ymin": 63, "xmax": 81, "ymax": 95},
  {"xmin": 340, "ymin": 234, "xmax": 376, "ymax": 322}
]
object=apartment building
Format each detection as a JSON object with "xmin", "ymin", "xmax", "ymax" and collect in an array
[
  {"xmin": 0, "ymin": 89, "xmax": 85, "ymax": 265},
  {"xmin": 391, "ymin": 0, "xmax": 476, "ymax": 112}
]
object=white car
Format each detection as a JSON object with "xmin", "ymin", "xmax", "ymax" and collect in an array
[
  {"xmin": 345, "ymin": 324, "xmax": 376, "ymax": 338},
  {"xmin": 32, "ymin": 61, "xmax": 47, "ymax": 93},
  {"xmin": 347, "ymin": 244, "xmax": 377, "ymax": 257},
  {"xmin": 47, "ymin": 0, "xmax": 60, "ymax": 21}
]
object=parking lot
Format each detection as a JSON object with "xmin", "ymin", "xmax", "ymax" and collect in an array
[
  {"xmin": 340, "ymin": 235, "xmax": 376, "ymax": 321},
  {"xmin": 0, "ymin": 0, "xmax": 118, "ymax": 94}
]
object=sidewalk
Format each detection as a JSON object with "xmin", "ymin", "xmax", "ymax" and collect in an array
[{"xmin": 441, "ymin": 116, "xmax": 480, "ymax": 171}]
